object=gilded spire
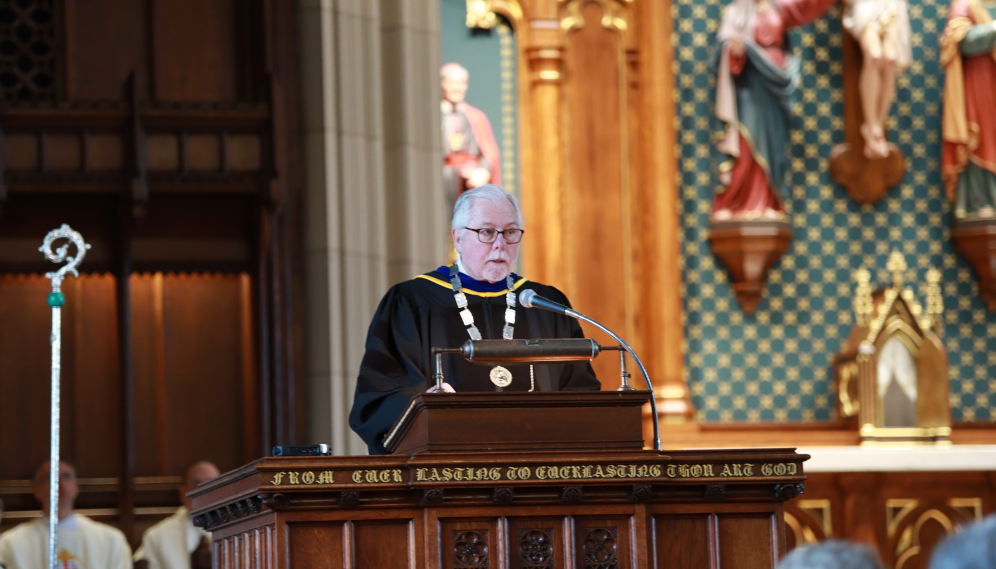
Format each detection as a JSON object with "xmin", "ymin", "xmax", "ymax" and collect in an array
[
  {"xmin": 923, "ymin": 267, "xmax": 944, "ymax": 331},
  {"xmin": 854, "ymin": 268, "xmax": 873, "ymax": 326},
  {"xmin": 886, "ymin": 251, "xmax": 907, "ymax": 289}
]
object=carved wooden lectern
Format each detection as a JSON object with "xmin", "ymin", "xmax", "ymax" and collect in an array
[{"xmin": 190, "ymin": 392, "xmax": 808, "ymax": 568}]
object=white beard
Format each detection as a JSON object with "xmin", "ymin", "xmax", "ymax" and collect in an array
[{"xmin": 480, "ymin": 262, "xmax": 511, "ymax": 283}]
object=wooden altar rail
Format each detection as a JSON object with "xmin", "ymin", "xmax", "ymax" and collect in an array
[{"xmin": 190, "ymin": 449, "xmax": 808, "ymax": 569}]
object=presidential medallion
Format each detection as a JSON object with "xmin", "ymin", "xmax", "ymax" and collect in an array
[{"xmin": 490, "ymin": 366, "xmax": 513, "ymax": 387}]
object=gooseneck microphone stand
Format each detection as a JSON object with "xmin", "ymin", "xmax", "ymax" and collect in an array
[{"xmin": 518, "ymin": 290, "xmax": 661, "ymax": 452}]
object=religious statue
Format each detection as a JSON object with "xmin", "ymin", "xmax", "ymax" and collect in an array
[
  {"xmin": 441, "ymin": 62, "xmax": 501, "ymax": 206},
  {"xmin": 843, "ymin": 0, "xmax": 912, "ymax": 158},
  {"xmin": 941, "ymin": 0, "xmax": 996, "ymax": 219},
  {"xmin": 713, "ymin": 0, "xmax": 837, "ymax": 221}
]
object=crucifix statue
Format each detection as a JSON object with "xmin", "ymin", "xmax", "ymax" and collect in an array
[{"xmin": 829, "ymin": 0, "xmax": 911, "ymax": 203}]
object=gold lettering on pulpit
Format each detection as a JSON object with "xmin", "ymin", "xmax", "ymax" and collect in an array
[
  {"xmin": 664, "ymin": 463, "xmax": 763, "ymax": 479},
  {"xmin": 270, "ymin": 472, "xmax": 285, "ymax": 485},
  {"xmin": 287, "ymin": 472, "xmax": 300, "ymax": 484},
  {"xmin": 506, "ymin": 466, "xmax": 532, "ymax": 480},
  {"xmin": 760, "ymin": 463, "xmax": 797, "ymax": 476},
  {"xmin": 318, "ymin": 471, "xmax": 335, "ymax": 484},
  {"xmin": 351, "ymin": 469, "xmax": 405, "ymax": 484},
  {"xmin": 301, "ymin": 471, "xmax": 315, "ymax": 484}
]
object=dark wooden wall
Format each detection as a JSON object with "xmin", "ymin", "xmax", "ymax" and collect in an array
[{"xmin": 0, "ymin": 0, "xmax": 302, "ymax": 546}]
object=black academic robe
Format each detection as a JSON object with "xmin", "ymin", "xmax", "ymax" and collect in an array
[{"xmin": 349, "ymin": 266, "xmax": 601, "ymax": 454}]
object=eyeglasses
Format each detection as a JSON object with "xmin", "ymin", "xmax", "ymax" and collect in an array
[{"xmin": 464, "ymin": 227, "xmax": 524, "ymax": 244}]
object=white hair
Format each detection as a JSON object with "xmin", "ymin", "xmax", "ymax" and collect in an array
[
  {"xmin": 451, "ymin": 185, "xmax": 524, "ymax": 231},
  {"xmin": 929, "ymin": 514, "xmax": 996, "ymax": 569},
  {"xmin": 778, "ymin": 541, "xmax": 883, "ymax": 569},
  {"xmin": 440, "ymin": 62, "xmax": 469, "ymax": 80}
]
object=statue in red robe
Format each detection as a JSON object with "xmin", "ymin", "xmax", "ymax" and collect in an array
[
  {"xmin": 441, "ymin": 63, "xmax": 501, "ymax": 206},
  {"xmin": 713, "ymin": 0, "xmax": 837, "ymax": 221},
  {"xmin": 941, "ymin": 0, "xmax": 996, "ymax": 219}
]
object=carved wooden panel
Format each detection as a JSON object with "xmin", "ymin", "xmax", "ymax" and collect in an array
[
  {"xmin": 885, "ymin": 498, "xmax": 981, "ymax": 569},
  {"xmin": 0, "ymin": 0, "xmax": 60, "ymax": 101},
  {"xmin": 508, "ymin": 518, "xmax": 563, "ymax": 569},
  {"xmin": 441, "ymin": 520, "xmax": 498, "ymax": 569},
  {"xmin": 574, "ymin": 517, "xmax": 631, "ymax": 569},
  {"xmin": 785, "ymin": 472, "xmax": 996, "ymax": 568}
]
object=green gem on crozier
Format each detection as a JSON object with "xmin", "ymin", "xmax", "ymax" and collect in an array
[{"xmin": 48, "ymin": 292, "xmax": 65, "ymax": 307}]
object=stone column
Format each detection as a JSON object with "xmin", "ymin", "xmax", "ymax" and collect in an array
[{"xmin": 299, "ymin": 0, "xmax": 444, "ymax": 456}]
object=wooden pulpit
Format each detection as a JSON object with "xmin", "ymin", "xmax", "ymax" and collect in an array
[{"xmin": 190, "ymin": 391, "xmax": 809, "ymax": 568}]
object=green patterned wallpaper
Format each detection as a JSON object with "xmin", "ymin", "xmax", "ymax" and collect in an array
[{"xmin": 674, "ymin": 0, "xmax": 996, "ymax": 422}]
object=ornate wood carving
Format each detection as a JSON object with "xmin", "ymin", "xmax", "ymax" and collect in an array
[
  {"xmin": 709, "ymin": 219, "xmax": 793, "ymax": 313},
  {"xmin": 630, "ymin": 485, "xmax": 652, "ymax": 501},
  {"xmin": 774, "ymin": 483, "xmax": 805, "ymax": 500},
  {"xmin": 516, "ymin": 529, "xmax": 554, "ymax": 569},
  {"xmin": 952, "ymin": 219, "xmax": 996, "ymax": 311},
  {"xmin": 705, "ymin": 484, "xmax": 726, "ymax": 501},
  {"xmin": 424, "ymin": 488, "xmax": 445, "ymax": 504},
  {"xmin": 0, "ymin": 0, "xmax": 60, "ymax": 101},
  {"xmin": 339, "ymin": 491, "xmax": 360, "ymax": 507},
  {"xmin": 493, "ymin": 487, "xmax": 514, "ymax": 503},
  {"xmin": 885, "ymin": 497, "xmax": 982, "ymax": 568},
  {"xmin": 581, "ymin": 527, "xmax": 619, "ymax": 569},
  {"xmin": 561, "ymin": 486, "xmax": 583, "ymax": 503},
  {"xmin": 453, "ymin": 530, "xmax": 489, "ymax": 568},
  {"xmin": 259, "ymin": 492, "xmax": 289, "ymax": 510},
  {"xmin": 828, "ymin": 20, "xmax": 905, "ymax": 204},
  {"xmin": 784, "ymin": 498, "xmax": 833, "ymax": 551}
]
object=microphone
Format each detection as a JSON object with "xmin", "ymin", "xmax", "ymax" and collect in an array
[
  {"xmin": 518, "ymin": 289, "xmax": 571, "ymax": 315},
  {"xmin": 517, "ymin": 288, "xmax": 662, "ymax": 452}
]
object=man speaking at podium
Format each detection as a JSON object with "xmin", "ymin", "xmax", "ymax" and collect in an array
[{"xmin": 350, "ymin": 185, "xmax": 600, "ymax": 454}]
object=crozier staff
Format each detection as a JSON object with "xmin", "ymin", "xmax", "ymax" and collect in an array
[{"xmin": 349, "ymin": 185, "xmax": 600, "ymax": 454}]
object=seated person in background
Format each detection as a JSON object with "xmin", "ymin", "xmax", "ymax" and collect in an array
[
  {"xmin": 133, "ymin": 461, "xmax": 221, "ymax": 569},
  {"xmin": 349, "ymin": 184, "xmax": 600, "ymax": 454},
  {"xmin": 779, "ymin": 540, "xmax": 884, "ymax": 569},
  {"xmin": 0, "ymin": 460, "xmax": 131, "ymax": 569},
  {"xmin": 929, "ymin": 514, "xmax": 996, "ymax": 569}
]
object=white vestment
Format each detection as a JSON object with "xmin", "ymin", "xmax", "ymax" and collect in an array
[
  {"xmin": 0, "ymin": 514, "xmax": 131, "ymax": 569},
  {"xmin": 133, "ymin": 507, "xmax": 210, "ymax": 569}
]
